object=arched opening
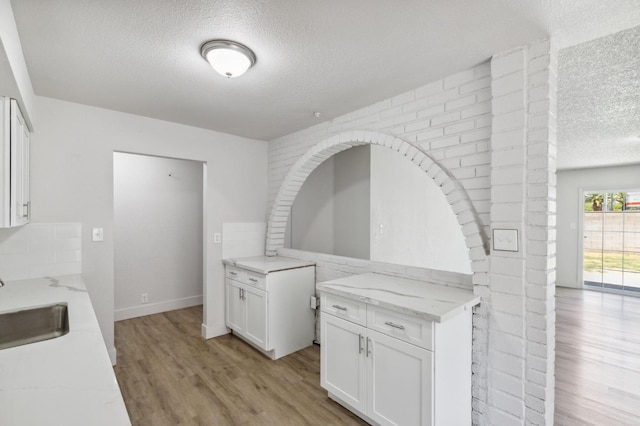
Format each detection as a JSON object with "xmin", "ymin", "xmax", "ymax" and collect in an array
[{"xmin": 266, "ymin": 131, "xmax": 489, "ymax": 261}]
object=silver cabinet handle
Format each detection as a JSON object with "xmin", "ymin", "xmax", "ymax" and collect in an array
[
  {"xmin": 384, "ymin": 321, "xmax": 406, "ymax": 330},
  {"xmin": 332, "ymin": 304, "xmax": 347, "ymax": 311},
  {"xmin": 229, "ymin": 271, "xmax": 238, "ymax": 276},
  {"xmin": 248, "ymin": 278, "xmax": 258, "ymax": 283},
  {"xmin": 358, "ymin": 334, "xmax": 364, "ymax": 354},
  {"xmin": 366, "ymin": 337, "xmax": 371, "ymax": 357},
  {"xmin": 23, "ymin": 202, "xmax": 29, "ymax": 218}
]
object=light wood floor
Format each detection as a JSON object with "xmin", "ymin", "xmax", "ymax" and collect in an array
[
  {"xmin": 555, "ymin": 287, "xmax": 640, "ymax": 425},
  {"xmin": 114, "ymin": 289, "xmax": 640, "ymax": 426},
  {"xmin": 113, "ymin": 306, "xmax": 366, "ymax": 426}
]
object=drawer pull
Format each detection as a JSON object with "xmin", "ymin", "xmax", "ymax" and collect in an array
[
  {"xmin": 248, "ymin": 278, "xmax": 258, "ymax": 283},
  {"xmin": 332, "ymin": 304, "xmax": 347, "ymax": 311},
  {"xmin": 384, "ymin": 321, "xmax": 405, "ymax": 330},
  {"xmin": 229, "ymin": 271, "xmax": 238, "ymax": 276}
]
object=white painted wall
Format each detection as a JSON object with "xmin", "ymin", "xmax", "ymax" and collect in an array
[
  {"xmin": 30, "ymin": 96, "xmax": 268, "ymax": 363},
  {"xmin": 370, "ymin": 146, "xmax": 471, "ymax": 273},
  {"xmin": 113, "ymin": 153, "xmax": 203, "ymax": 320},
  {"xmin": 557, "ymin": 164, "xmax": 640, "ymax": 288},
  {"xmin": 333, "ymin": 145, "xmax": 370, "ymax": 259},
  {"xmin": 287, "ymin": 156, "xmax": 335, "ymax": 253}
]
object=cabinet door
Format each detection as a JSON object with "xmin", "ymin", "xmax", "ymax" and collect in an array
[
  {"xmin": 244, "ymin": 286, "xmax": 268, "ymax": 349},
  {"xmin": 321, "ymin": 313, "xmax": 367, "ymax": 414},
  {"xmin": 9, "ymin": 100, "xmax": 29, "ymax": 227},
  {"xmin": 367, "ymin": 329, "xmax": 433, "ymax": 426},
  {"xmin": 225, "ymin": 280, "xmax": 244, "ymax": 332}
]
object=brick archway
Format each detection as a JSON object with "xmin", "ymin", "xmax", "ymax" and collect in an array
[{"xmin": 265, "ymin": 130, "xmax": 489, "ymax": 259}]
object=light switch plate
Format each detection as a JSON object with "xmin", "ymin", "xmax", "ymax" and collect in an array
[{"xmin": 493, "ymin": 228, "xmax": 518, "ymax": 252}]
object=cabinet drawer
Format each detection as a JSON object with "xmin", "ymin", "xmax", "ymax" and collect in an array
[
  {"xmin": 245, "ymin": 270, "xmax": 266, "ymax": 289},
  {"xmin": 321, "ymin": 293, "xmax": 366, "ymax": 326},
  {"xmin": 225, "ymin": 266, "xmax": 246, "ymax": 282},
  {"xmin": 367, "ymin": 306, "xmax": 433, "ymax": 351}
]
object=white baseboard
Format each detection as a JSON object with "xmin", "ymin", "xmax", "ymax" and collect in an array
[
  {"xmin": 201, "ymin": 322, "xmax": 230, "ymax": 339},
  {"xmin": 114, "ymin": 295, "xmax": 203, "ymax": 321}
]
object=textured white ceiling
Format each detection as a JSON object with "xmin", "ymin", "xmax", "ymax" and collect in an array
[
  {"xmin": 8, "ymin": 0, "xmax": 640, "ymax": 159},
  {"xmin": 557, "ymin": 25, "xmax": 640, "ymax": 170}
]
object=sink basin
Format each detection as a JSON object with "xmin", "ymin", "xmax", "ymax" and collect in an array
[{"xmin": 0, "ymin": 303, "xmax": 69, "ymax": 350}]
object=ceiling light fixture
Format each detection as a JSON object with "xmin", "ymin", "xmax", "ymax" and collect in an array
[{"xmin": 200, "ymin": 40, "xmax": 256, "ymax": 78}]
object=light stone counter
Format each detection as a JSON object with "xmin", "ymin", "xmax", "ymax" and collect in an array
[
  {"xmin": 317, "ymin": 272, "xmax": 480, "ymax": 322},
  {"xmin": 0, "ymin": 275, "xmax": 130, "ymax": 426},
  {"xmin": 222, "ymin": 255, "xmax": 315, "ymax": 275}
]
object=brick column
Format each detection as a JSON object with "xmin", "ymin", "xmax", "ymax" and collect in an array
[
  {"xmin": 524, "ymin": 39, "xmax": 557, "ymax": 426},
  {"xmin": 488, "ymin": 39, "xmax": 557, "ymax": 425}
]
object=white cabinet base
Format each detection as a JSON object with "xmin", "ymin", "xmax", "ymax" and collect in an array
[
  {"xmin": 318, "ymin": 272, "xmax": 478, "ymax": 426},
  {"xmin": 224, "ymin": 257, "xmax": 315, "ymax": 360},
  {"xmin": 328, "ymin": 393, "xmax": 376, "ymax": 425}
]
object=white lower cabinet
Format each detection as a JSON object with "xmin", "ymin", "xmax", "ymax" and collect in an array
[
  {"xmin": 321, "ymin": 314, "xmax": 367, "ymax": 413},
  {"xmin": 368, "ymin": 330, "xmax": 432, "ymax": 426},
  {"xmin": 320, "ymin": 288, "xmax": 473, "ymax": 426},
  {"xmin": 225, "ymin": 281, "xmax": 245, "ymax": 331},
  {"xmin": 225, "ymin": 280, "xmax": 268, "ymax": 348},
  {"xmin": 243, "ymin": 285, "xmax": 267, "ymax": 348},
  {"xmin": 223, "ymin": 258, "xmax": 315, "ymax": 360},
  {"xmin": 321, "ymin": 313, "xmax": 432, "ymax": 426}
]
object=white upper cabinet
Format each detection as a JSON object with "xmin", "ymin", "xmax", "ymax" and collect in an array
[{"xmin": 0, "ymin": 97, "xmax": 30, "ymax": 228}]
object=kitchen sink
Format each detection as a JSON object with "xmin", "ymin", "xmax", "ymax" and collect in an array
[{"xmin": 0, "ymin": 303, "xmax": 69, "ymax": 350}]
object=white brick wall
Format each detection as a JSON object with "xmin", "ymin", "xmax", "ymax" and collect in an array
[
  {"xmin": 525, "ymin": 39, "xmax": 557, "ymax": 426},
  {"xmin": 268, "ymin": 62, "xmax": 492, "ymax": 228},
  {"xmin": 267, "ymin": 39, "xmax": 557, "ymax": 426},
  {"xmin": 487, "ymin": 39, "xmax": 557, "ymax": 425}
]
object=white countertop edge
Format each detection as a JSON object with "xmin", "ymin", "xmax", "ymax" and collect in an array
[
  {"xmin": 222, "ymin": 255, "xmax": 315, "ymax": 274},
  {"xmin": 316, "ymin": 273, "xmax": 480, "ymax": 323}
]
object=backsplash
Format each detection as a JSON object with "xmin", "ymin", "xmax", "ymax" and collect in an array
[
  {"xmin": 222, "ymin": 222, "xmax": 266, "ymax": 259},
  {"xmin": 0, "ymin": 223, "xmax": 81, "ymax": 281}
]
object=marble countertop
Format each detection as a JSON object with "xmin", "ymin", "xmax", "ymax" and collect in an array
[
  {"xmin": 222, "ymin": 255, "xmax": 315, "ymax": 274},
  {"xmin": 0, "ymin": 275, "xmax": 130, "ymax": 426},
  {"xmin": 317, "ymin": 272, "xmax": 480, "ymax": 323}
]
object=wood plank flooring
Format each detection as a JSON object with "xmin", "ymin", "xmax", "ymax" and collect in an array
[
  {"xmin": 555, "ymin": 287, "xmax": 640, "ymax": 426},
  {"xmin": 114, "ymin": 289, "xmax": 640, "ymax": 425},
  {"xmin": 113, "ymin": 306, "xmax": 366, "ymax": 426}
]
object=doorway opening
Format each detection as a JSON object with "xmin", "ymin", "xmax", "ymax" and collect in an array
[
  {"xmin": 582, "ymin": 189, "xmax": 640, "ymax": 294},
  {"xmin": 113, "ymin": 152, "xmax": 205, "ymax": 321}
]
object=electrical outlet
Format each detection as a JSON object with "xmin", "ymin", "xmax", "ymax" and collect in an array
[
  {"xmin": 213, "ymin": 232, "xmax": 222, "ymax": 244},
  {"xmin": 310, "ymin": 296, "xmax": 318, "ymax": 310},
  {"xmin": 141, "ymin": 293, "xmax": 148, "ymax": 304}
]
